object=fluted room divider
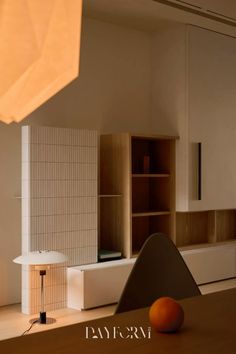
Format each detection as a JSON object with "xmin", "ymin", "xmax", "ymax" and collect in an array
[{"xmin": 21, "ymin": 126, "xmax": 98, "ymax": 314}]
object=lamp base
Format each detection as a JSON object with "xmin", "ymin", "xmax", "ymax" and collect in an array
[
  {"xmin": 29, "ymin": 316, "xmax": 56, "ymax": 325},
  {"xmin": 40, "ymin": 311, "xmax": 46, "ymax": 324}
]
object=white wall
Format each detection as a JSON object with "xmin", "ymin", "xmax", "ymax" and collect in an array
[
  {"xmin": 23, "ymin": 17, "xmax": 153, "ymax": 132},
  {"xmin": 150, "ymin": 23, "xmax": 186, "ymax": 135},
  {"xmin": 188, "ymin": 26, "xmax": 236, "ymax": 211},
  {"xmin": 150, "ymin": 23, "xmax": 236, "ymax": 211},
  {"xmin": 150, "ymin": 24, "xmax": 190, "ymax": 211},
  {"xmin": 0, "ymin": 126, "xmax": 21, "ymax": 305},
  {"xmin": 0, "ymin": 18, "xmax": 152, "ymax": 306}
]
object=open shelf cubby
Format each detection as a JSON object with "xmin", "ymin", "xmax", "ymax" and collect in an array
[
  {"xmin": 215, "ymin": 210, "xmax": 236, "ymax": 242},
  {"xmin": 132, "ymin": 214, "xmax": 172, "ymax": 256},
  {"xmin": 99, "ymin": 196, "xmax": 123, "ymax": 254},
  {"xmin": 176, "ymin": 209, "xmax": 236, "ymax": 248},
  {"xmin": 131, "ymin": 137, "xmax": 172, "ymax": 175},
  {"xmin": 100, "ymin": 133, "xmax": 176, "ymax": 258},
  {"xmin": 176, "ymin": 211, "xmax": 214, "ymax": 247},
  {"xmin": 132, "ymin": 176, "xmax": 170, "ymax": 214}
]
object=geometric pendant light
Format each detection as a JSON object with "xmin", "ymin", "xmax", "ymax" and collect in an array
[{"xmin": 0, "ymin": 0, "xmax": 82, "ymax": 124}]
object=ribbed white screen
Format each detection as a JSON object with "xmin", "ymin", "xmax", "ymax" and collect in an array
[{"xmin": 21, "ymin": 126, "xmax": 98, "ymax": 314}]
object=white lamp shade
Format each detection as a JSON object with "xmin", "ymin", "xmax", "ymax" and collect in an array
[{"xmin": 13, "ymin": 250, "xmax": 68, "ymax": 265}]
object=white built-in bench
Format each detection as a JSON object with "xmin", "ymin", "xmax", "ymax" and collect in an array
[{"xmin": 67, "ymin": 241, "xmax": 236, "ymax": 310}]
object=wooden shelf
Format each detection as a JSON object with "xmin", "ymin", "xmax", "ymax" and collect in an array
[
  {"xmin": 176, "ymin": 211, "xmax": 214, "ymax": 247},
  {"xmin": 132, "ymin": 213, "xmax": 172, "ymax": 254},
  {"xmin": 132, "ymin": 211, "xmax": 171, "ymax": 217},
  {"xmin": 132, "ymin": 174, "xmax": 170, "ymax": 178},
  {"xmin": 131, "ymin": 252, "xmax": 139, "ymax": 258},
  {"xmin": 100, "ymin": 132, "xmax": 236, "ymax": 270},
  {"xmin": 99, "ymin": 194, "xmax": 122, "ymax": 198},
  {"xmin": 131, "ymin": 133, "xmax": 178, "ymax": 140},
  {"xmin": 215, "ymin": 210, "xmax": 236, "ymax": 242},
  {"xmin": 176, "ymin": 210, "xmax": 236, "ymax": 247},
  {"xmin": 100, "ymin": 133, "xmax": 175, "ymax": 257},
  {"xmin": 131, "ymin": 137, "xmax": 173, "ymax": 175},
  {"xmin": 179, "ymin": 239, "xmax": 236, "ymax": 252}
]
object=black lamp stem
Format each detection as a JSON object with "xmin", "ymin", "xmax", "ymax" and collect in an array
[{"xmin": 39, "ymin": 270, "xmax": 46, "ymax": 324}]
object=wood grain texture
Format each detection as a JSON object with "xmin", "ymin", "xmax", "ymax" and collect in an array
[
  {"xmin": 100, "ymin": 133, "xmax": 131, "ymax": 257},
  {"xmin": 216, "ymin": 210, "xmax": 236, "ymax": 242},
  {"xmin": 169, "ymin": 139, "xmax": 176, "ymax": 243},
  {"xmin": 132, "ymin": 174, "xmax": 170, "ymax": 177},
  {"xmin": 176, "ymin": 211, "xmax": 210, "ymax": 247},
  {"xmin": 132, "ymin": 211, "xmax": 171, "ymax": 217},
  {"xmin": 132, "ymin": 214, "xmax": 172, "ymax": 255},
  {"xmin": 131, "ymin": 177, "xmax": 171, "ymax": 213},
  {"xmin": 100, "ymin": 133, "xmax": 176, "ymax": 257},
  {"xmin": 207, "ymin": 210, "xmax": 217, "ymax": 243},
  {"xmin": 1, "ymin": 288, "xmax": 236, "ymax": 354},
  {"xmin": 176, "ymin": 209, "xmax": 236, "ymax": 247},
  {"xmin": 131, "ymin": 135, "xmax": 176, "ymax": 253}
]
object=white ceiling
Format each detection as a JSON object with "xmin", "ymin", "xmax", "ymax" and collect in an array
[
  {"xmin": 83, "ymin": 0, "xmax": 236, "ymax": 36},
  {"xmin": 83, "ymin": 0, "xmax": 176, "ymax": 31},
  {"xmin": 178, "ymin": 0, "xmax": 236, "ymax": 19}
]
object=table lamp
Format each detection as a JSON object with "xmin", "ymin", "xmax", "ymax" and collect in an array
[{"xmin": 13, "ymin": 250, "xmax": 68, "ymax": 324}]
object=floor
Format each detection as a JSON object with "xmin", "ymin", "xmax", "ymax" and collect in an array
[
  {"xmin": 0, "ymin": 303, "xmax": 116, "ymax": 341},
  {"xmin": 0, "ymin": 278, "xmax": 236, "ymax": 341}
]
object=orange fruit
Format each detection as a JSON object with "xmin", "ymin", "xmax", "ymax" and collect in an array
[{"xmin": 149, "ymin": 297, "xmax": 184, "ymax": 333}]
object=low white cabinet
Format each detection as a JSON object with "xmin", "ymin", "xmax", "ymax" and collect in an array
[
  {"xmin": 181, "ymin": 242, "xmax": 236, "ymax": 284},
  {"xmin": 67, "ymin": 259, "xmax": 135, "ymax": 310},
  {"xmin": 67, "ymin": 242, "xmax": 236, "ymax": 310}
]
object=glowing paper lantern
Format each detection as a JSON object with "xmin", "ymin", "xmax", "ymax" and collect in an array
[{"xmin": 0, "ymin": 0, "xmax": 82, "ymax": 124}]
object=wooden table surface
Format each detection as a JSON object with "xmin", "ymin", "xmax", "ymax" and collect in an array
[{"xmin": 1, "ymin": 288, "xmax": 236, "ymax": 354}]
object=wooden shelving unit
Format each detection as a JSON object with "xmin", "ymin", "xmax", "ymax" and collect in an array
[
  {"xmin": 132, "ymin": 211, "xmax": 171, "ymax": 217},
  {"xmin": 100, "ymin": 133, "xmax": 176, "ymax": 258},
  {"xmin": 176, "ymin": 211, "xmax": 215, "ymax": 247},
  {"xmin": 99, "ymin": 195, "xmax": 122, "ymax": 197},
  {"xmin": 97, "ymin": 131, "xmax": 236, "ymax": 299},
  {"xmin": 176, "ymin": 210, "xmax": 236, "ymax": 247},
  {"xmin": 98, "ymin": 195, "xmax": 123, "ymax": 254},
  {"xmin": 215, "ymin": 210, "xmax": 236, "ymax": 242},
  {"xmin": 130, "ymin": 135, "xmax": 176, "ymax": 256},
  {"xmin": 132, "ymin": 174, "xmax": 170, "ymax": 177},
  {"xmin": 100, "ymin": 132, "xmax": 236, "ymax": 259}
]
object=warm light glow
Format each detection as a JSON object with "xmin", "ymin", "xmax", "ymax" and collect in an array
[{"xmin": 0, "ymin": 0, "xmax": 82, "ymax": 124}]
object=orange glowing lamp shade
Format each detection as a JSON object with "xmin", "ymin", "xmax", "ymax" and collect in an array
[{"xmin": 0, "ymin": 0, "xmax": 82, "ymax": 124}]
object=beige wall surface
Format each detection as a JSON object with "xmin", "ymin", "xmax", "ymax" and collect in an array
[
  {"xmin": 188, "ymin": 26, "xmax": 236, "ymax": 211},
  {"xmin": 150, "ymin": 24, "xmax": 185, "ymax": 135},
  {"xmin": 0, "ymin": 18, "xmax": 153, "ymax": 306},
  {"xmin": 23, "ymin": 17, "xmax": 153, "ymax": 132},
  {"xmin": 0, "ymin": 126, "xmax": 21, "ymax": 305}
]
